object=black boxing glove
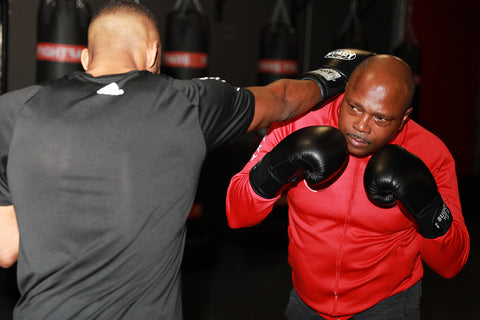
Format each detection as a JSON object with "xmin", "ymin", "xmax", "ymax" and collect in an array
[
  {"xmin": 301, "ymin": 48, "xmax": 375, "ymax": 101},
  {"xmin": 249, "ymin": 126, "xmax": 348, "ymax": 199},
  {"xmin": 364, "ymin": 144, "xmax": 453, "ymax": 239}
]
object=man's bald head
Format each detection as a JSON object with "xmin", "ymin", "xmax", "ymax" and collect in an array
[
  {"xmin": 82, "ymin": 1, "xmax": 161, "ymax": 76},
  {"xmin": 348, "ymin": 55, "xmax": 415, "ymax": 112},
  {"xmin": 89, "ymin": 1, "xmax": 159, "ymax": 47}
]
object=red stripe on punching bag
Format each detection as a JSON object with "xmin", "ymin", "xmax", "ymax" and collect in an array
[
  {"xmin": 36, "ymin": 42, "xmax": 86, "ymax": 63},
  {"xmin": 258, "ymin": 59, "xmax": 298, "ymax": 75},
  {"xmin": 163, "ymin": 51, "xmax": 208, "ymax": 69}
]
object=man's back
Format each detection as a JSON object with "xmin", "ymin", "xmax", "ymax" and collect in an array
[{"xmin": 0, "ymin": 70, "xmax": 254, "ymax": 319}]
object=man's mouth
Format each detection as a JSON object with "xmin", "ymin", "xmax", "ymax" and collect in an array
[{"xmin": 346, "ymin": 133, "xmax": 370, "ymax": 146}]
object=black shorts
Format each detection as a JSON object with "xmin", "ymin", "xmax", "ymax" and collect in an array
[{"xmin": 285, "ymin": 281, "xmax": 422, "ymax": 320}]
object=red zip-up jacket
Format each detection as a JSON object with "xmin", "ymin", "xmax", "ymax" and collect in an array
[{"xmin": 226, "ymin": 94, "xmax": 470, "ymax": 319}]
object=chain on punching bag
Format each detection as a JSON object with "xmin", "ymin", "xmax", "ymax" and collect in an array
[
  {"xmin": 36, "ymin": 0, "xmax": 91, "ymax": 83},
  {"xmin": 393, "ymin": 0, "xmax": 421, "ymax": 121},
  {"xmin": 258, "ymin": 0, "xmax": 298, "ymax": 85},
  {"xmin": 162, "ymin": 0, "xmax": 209, "ymax": 79}
]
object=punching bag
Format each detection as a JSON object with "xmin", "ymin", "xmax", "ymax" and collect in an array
[
  {"xmin": 36, "ymin": 0, "xmax": 91, "ymax": 83},
  {"xmin": 334, "ymin": 0, "xmax": 368, "ymax": 50},
  {"xmin": 393, "ymin": 0, "xmax": 421, "ymax": 121},
  {"xmin": 258, "ymin": 0, "xmax": 298, "ymax": 85},
  {"xmin": 162, "ymin": 0, "xmax": 209, "ymax": 79},
  {"xmin": 1, "ymin": 0, "xmax": 9, "ymax": 93}
]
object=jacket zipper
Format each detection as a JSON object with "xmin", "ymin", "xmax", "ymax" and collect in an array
[{"xmin": 333, "ymin": 159, "xmax": 358, "ymax": 315}]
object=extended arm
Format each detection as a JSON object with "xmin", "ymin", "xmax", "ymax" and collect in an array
[
  {"xmin": 247, "ymin": 49, "xmax": 375, "ymax": 132},
  {"xmin": 0, "ymin": 205, "xmax": 19, "ymax": 268},
  {"xmin": 246, "ymin": 79, "xmax": 321, "ymax": 132}
]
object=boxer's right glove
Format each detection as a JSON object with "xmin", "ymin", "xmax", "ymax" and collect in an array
[
  {"xmin": 249, "ymin": 126, "xmax": 348, "ymax": 199},
  {"xmin": 364, "ymin": 144, "xmax": 453, "ymax": 239},
  {"xmin": 301, "ymin": 48, "xmax": 376, "ymax": 101}
]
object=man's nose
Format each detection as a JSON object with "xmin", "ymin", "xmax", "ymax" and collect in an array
[{"xmin": 353, "ymin": 114, "xmax": 371, "ymax": 133}]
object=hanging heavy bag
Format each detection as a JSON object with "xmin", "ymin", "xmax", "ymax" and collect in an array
[
  {"xmin": 1, "ymin": 0, "xmax": 9, "ymax": 93},
  {"xmin": 36, "ymin": 0, "xmax": 91, "ymax": 83},
  {"xmin": 393, "ymin": 0, "xmax": 421, "ymax": 121},
  {"xmin": 334, "ymin": 0, "xmax": 368, "ymax": 50},
  {"xmin": 162, "ymin": 0, "xmax": 209, "ymax": 79},
  {"xmin": 258, "ymin": 0, "xmax": 298, "ymax": 85}
]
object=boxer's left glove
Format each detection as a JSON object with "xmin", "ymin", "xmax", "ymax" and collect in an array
[
  {"xmin": 249, "ymin": 126, "xmax": 348, "ymax": 199},
  {"xmin": 364, "ymin": 144, "xmax": 453, "ymax": 239},
  {"xmin": 301, "ymin": 48, "xmax": 375, "ymax": 101}
]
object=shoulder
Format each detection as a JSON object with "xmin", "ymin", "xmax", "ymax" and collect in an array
[
  {"xmin": 403, "ymin": 120, "xmax": 450, "ymax": 152},
  {"xmin": 0, "ymin": 85, "xmax": 43, "ymax": 104},
  {"xmin": 0, "ymin": 85, "xmax": 43, "ymax": 119},
  {"xmin": 170, "ymin": 76, "xmax": 253, "ymax": 116},
  {"xmin": 401, "ymin": 120, "xmax": 454, "ymax": 170},
  {"xmin": 170, "ymin": 76, "xmax": 248, "ymax": 99}
]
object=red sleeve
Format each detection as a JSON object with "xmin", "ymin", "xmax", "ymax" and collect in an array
[
  {"xmin": 416, "ymin": 148, "xmax": 470, "ymax": 278},
  {"xmin": 226, "ymin": 123, "xmax": 291, "ymax": 228}
]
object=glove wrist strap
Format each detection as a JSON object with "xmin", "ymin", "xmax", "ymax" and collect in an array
[{"xmin": 414, "ymin": 192, "xmax": 453, "ymax": 239}]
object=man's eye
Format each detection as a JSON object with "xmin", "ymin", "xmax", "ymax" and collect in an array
[{"xmin": 375, "ymin": 116, "xmax": 390, "ymax": 125}]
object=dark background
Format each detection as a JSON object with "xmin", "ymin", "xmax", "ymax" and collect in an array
[
  {"xmin": 1, "ymin": 0, "xmax": 479, "ymax": 319},
  {"xmin": 5, "ymin": 0, "xmax": 480, "ymax": 177}
]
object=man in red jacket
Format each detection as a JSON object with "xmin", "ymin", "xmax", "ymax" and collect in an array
[{"xmin": 226, "ymin": 54, "xmax": 470, "ymax": 320}]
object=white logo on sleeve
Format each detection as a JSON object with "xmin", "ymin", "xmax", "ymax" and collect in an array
[
  {"xmin": 97, "ymin": 82, "xmax": 124, "ymax": 96},
  {"xmin": 250, "ymin": 136, "xmax": 266, "ymax": 161}
]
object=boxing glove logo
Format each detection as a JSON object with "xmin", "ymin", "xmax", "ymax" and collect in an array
[
  {"xmin": 324, "ymin": 49, "xmax": 357, "ymax": 61},
  {"xmin": 434, "ymin": 203, "xmax": 452, "ymax": 231},
  {"xmin": 310, "ymin": 68, "xmax": 342, "ymax": 81}
]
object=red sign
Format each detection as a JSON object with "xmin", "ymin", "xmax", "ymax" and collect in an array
[
  {"xmin": 36, "ymin": 42, "xmax": 86, "ymax": 63},
  {"xmin": 258, "ymin": 59, "xmax": 298, "ymax": 75},
  {"xmin": 163, "ymin": 51, "xmax": 208, "ymax": 69}
]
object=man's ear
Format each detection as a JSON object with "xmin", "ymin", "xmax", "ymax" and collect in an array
[
  {"xmin": 81, "ymin": 48, "xmax": 89, "ymax": 71},
  {"xmin": 147, "ymin": 41, "xmax": 161, "ymax": 73},
  {"xmin": 399, "ymin": 107, "xmax": 413, "ymax": 131}
]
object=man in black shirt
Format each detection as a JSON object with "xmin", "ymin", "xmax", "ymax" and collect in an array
[{"xmin": 0, "ymin": 1, "xmax": 368, "ymax": 319}]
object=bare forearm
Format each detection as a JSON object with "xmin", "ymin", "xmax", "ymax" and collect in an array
[
  {"xmin": 0, "ymin": 205, "xmax": 19, "ymax": 268},
  {"xmin": 276, "ymin": 79, "xmax": 323, "ymax": 120},
  {"xmin": 246, "ymin": 79, "xmax": 322, "ymax": 132},
  {"xmin": 245, "ymin": 49, "xmax": 376, "ymax": 132}
]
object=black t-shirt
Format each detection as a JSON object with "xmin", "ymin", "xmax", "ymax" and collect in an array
[{"xmin": 0, "ymin": 71, "xmax": 254, "ymax": 319}]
